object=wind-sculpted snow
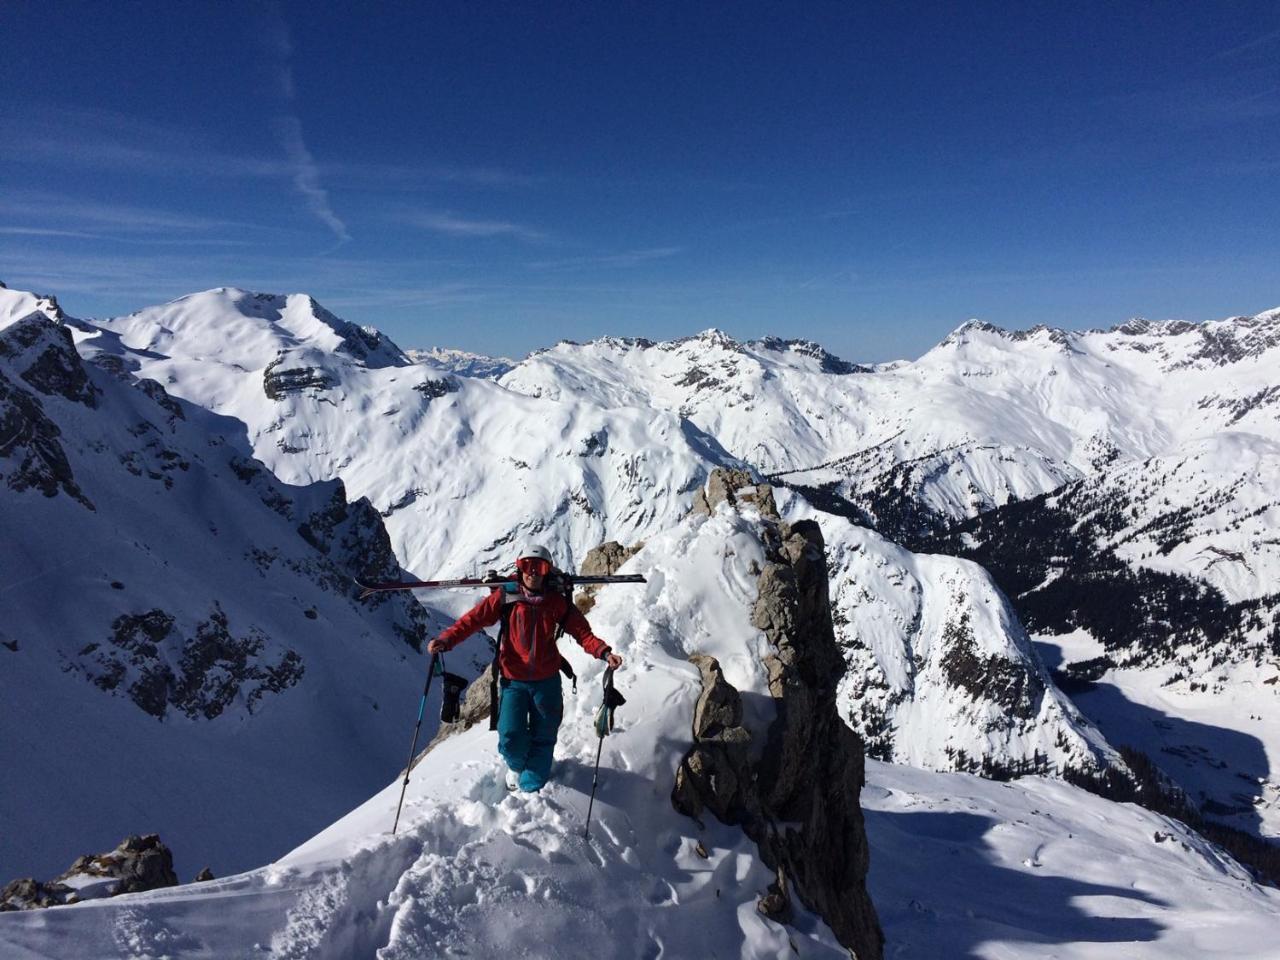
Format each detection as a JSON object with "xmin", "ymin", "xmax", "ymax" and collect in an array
[{"xmin": 0, "ymin": 298, "xmax": 450, "ymax": 882}]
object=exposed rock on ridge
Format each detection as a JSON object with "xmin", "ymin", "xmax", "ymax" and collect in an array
[
  {"xmin": 673, "ymin": 470, "xmax": 884, "ymax": 959},
  {"xmin": 1, "ymin": 835, "xmax": 178, "ymax": 911}
]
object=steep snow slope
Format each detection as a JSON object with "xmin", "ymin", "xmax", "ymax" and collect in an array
[
  {"xmin": 1, "ymin": 502, "xmax": 1273, "ymax": 957},
  {"xmin": 88, "ymin": 289, "xmax": 735, "ymax": 589},
  {"xmin": 0, "ymin": 292, "xmax": 448, "ymax": 880},
  {"xmin": 70, "ymin": 289, "xmax": 1132, "ymax": 781},
  {"xmin": 777, "ymin": 494, "xmax": 1122, "ymax": 781}
]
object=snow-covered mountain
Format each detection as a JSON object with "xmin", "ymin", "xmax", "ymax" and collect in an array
[
  {"xmin": 6, "ymin": 281, "xmax": 1278, "ymax": 927},
  {"xmin": 3, "ymin": 483, "xmax": 1276, "ymax": 959},
  {"xmin": 0, "ymin": 287, "xmax": 450, "ymax": 881},
  {"xmin": 74, "ymin": 288, "xmax": 1130, "ymax": 789},
  {"xmin": 406, "ymin": 346, "xmax": 516, "ymax": 380},
  {"xmin": 493, "ymin": 312, "xmax": 1280, "ymax": 847},
  {"xmin": 89, "ymin": 289, "xmax": 734, "ymax": 592}
]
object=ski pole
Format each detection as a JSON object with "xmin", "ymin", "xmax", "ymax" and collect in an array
[
  {"xmin": 392, "ymin": 651, "xmax": 441, "ymax": 835},
  {"xmin": 583, "ymin": 667, "xmax": 615, "ymax": 840}
]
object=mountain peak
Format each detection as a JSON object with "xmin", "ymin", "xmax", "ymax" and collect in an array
[{"xmin": 100, "ymin": 288, "xmax": 410, "ymax": 371}]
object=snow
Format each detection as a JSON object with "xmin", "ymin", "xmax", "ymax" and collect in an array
[
  {"xmin": 0, "ymin": 301, "xmax": 450, "ymax": 881},
  {"xmin": 4, "ymin": 503, "xmax": 1277, "ymax": 959},
  {"xmin": 781, "ymin": 493, "xmax": 1124, "ymax": 780},
  {"xmin": 864, "ymin": 761, "xmax": 1280, "ymax": 959},
  {"xmin": 5, "ymin": 282, "xmax": 1280, "ymax": 955},
  {"xmin": 1037, "ymin": 630, "xmax": 1280, "ymax": 839}
]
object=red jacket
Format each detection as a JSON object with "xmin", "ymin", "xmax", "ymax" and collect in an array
[{"xmin": 435, "ymin": 585, "xmax": 611, "ymax": 681}]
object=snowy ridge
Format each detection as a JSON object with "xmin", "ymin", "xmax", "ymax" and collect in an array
[
  {"xmin": 2, "ymin": 500, "xmax": 1275, "ymax": 959},
  {"xmin": 99, "ymin": 287, "xmax": 411, "ymax": 371},
  {"xmin": 43, "ymin": 285, "xmax": 1246, "ymax": 778},
  {"xmin": 0, "ymin": 295, "xmax": 449, "ymax": 880}
]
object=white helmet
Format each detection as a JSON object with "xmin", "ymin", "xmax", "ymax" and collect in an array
[{"xmin": 516, "ymin": 543, "xmax": 553, "ymax": 565}]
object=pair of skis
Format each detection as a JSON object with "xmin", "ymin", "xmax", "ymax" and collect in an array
[{"xmin": 354, "ymin": 571, "xmax": 645, "ymax": 601}]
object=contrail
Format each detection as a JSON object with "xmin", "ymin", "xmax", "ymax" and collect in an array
[{"xmin": 265, "ymin": 7, "xmax": 350, "ymax": 245}]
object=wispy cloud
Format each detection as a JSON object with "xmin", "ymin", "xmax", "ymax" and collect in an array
[
  {"xmin": 0, "ymin": 105, "xmax": 288, "ymax": 179},
  {"xmin": 526, "ymin": 246, "xmax": 682, "ymax": 271},
  {"xmin": 263, "ymin": 7, "xmax": 349, "ymax": 246},
  {"xmin": 1211, "ymin": 27, "xmax": 1280, "ymax": 61},
  {"xmin": 277, "ymin": 114, "xmax": 350, "ymax": 244},
  {"xmin": 0, "ymin": 103, "xmax": 535, "ymax": 191},
  {"xmin": 406, "ymin": 211, "xmax": 548, "ymax": 241},
  {"xmin": 0, "ymin": 190, "xmax": 254, "ymax": 234},
  {"xmin": 0, "ymin": 226, "xmax": 105, "ymax": 240}
]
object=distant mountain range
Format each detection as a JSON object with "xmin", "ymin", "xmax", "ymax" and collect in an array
[{"xmin": 2, "ymin": 281, "xmax": 1276, "ymax": 901}]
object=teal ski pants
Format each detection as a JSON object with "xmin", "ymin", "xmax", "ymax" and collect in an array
[{"xmin": 497, "ymin": 674, "xmax": 563, "ymax": 792}]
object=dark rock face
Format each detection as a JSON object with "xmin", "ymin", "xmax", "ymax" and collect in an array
[
  {"xmin": 673, "ymin": 472, "xmax": 884, "ymax": 959},
  {"xmin": 0, "ymin": 315, "xmax": 98, "ymax": 509},
  {"xmin": 263, "ymin": 355, "xmax": 336, "ymax": 400},
  {"xmin": 81, "ymin": 606, "xmax": 306, "ymax": 720},
  {"xmin": 0, "ymin": 368, "xmax": 94, "ymax": 509},
  {"xmin": 0, "ymin": 835, "xmax": 178, "ymax": 911},
  {"xmin": 0, "ymin": 316, "xmax": 99, "ymax": 408},
  {"xmin": 413, "ymin": 377, "xmax": 458, "ymax": 401},
  {"xmin": 297, "ymin": 481, "xmax": 431, "ymax": 651}
]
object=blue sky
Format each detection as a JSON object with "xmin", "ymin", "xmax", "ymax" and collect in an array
[{"xmin": 3, "ymin": 2, "xmax": 1278, "ymax": 362}]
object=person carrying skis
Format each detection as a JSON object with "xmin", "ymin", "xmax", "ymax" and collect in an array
[{"xmin": 427, "ymin": 544, "xmax": 623, "ymax": 793}]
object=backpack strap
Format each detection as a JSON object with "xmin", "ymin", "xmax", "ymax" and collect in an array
[
  {"xmin": 489, "ymin": 586, "xmax": 579, "ymax": 729},
  {"xmin": 553, "ymin": 582, "xmax": 577, "ymax": 694},
  {"xmin": 488, "ymin": 584, "xmax": 519, "ymax": 731}
]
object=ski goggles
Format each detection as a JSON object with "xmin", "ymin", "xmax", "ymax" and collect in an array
[{"xmin": 516, "ymin": 557, "xmax": 552, "ymax": 577}]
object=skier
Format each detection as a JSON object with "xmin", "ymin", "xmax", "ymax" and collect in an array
[{"xmin": 427, "ymin": 544, "xmax": 623, "ymax": 793}]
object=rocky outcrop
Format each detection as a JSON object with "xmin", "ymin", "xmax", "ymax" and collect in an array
[
  {"xmin": 81, "ymin": 605, "xmax": 306, "ymax": 720},
  {"xmin": 673, "ymin": 471, "xmax": 883, "ymax": 959},
  {"xmin": 576, "ymin": 540, "xmax": 645, "ymax": 614},
  {"xmin": 579, "ymin": 540, "xmax": 644, "ymax": 576},
  {"xmin": 690, "ymin": 466, "xmax": 778, "ymax": 520},
  {"xmin": 263, "ymin": 355, "xmax": 336, "ymax": 400},
  {"xmin": 0, "ymin": 315, "xmax": 99, "ymax": 408},
  {"xmin": 0, "ymin": 835, "xmax": 178, "ymax": 911},
  {"xmin": 0, "ymin": 367, "xmax": 93, "ymax": 509}
]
